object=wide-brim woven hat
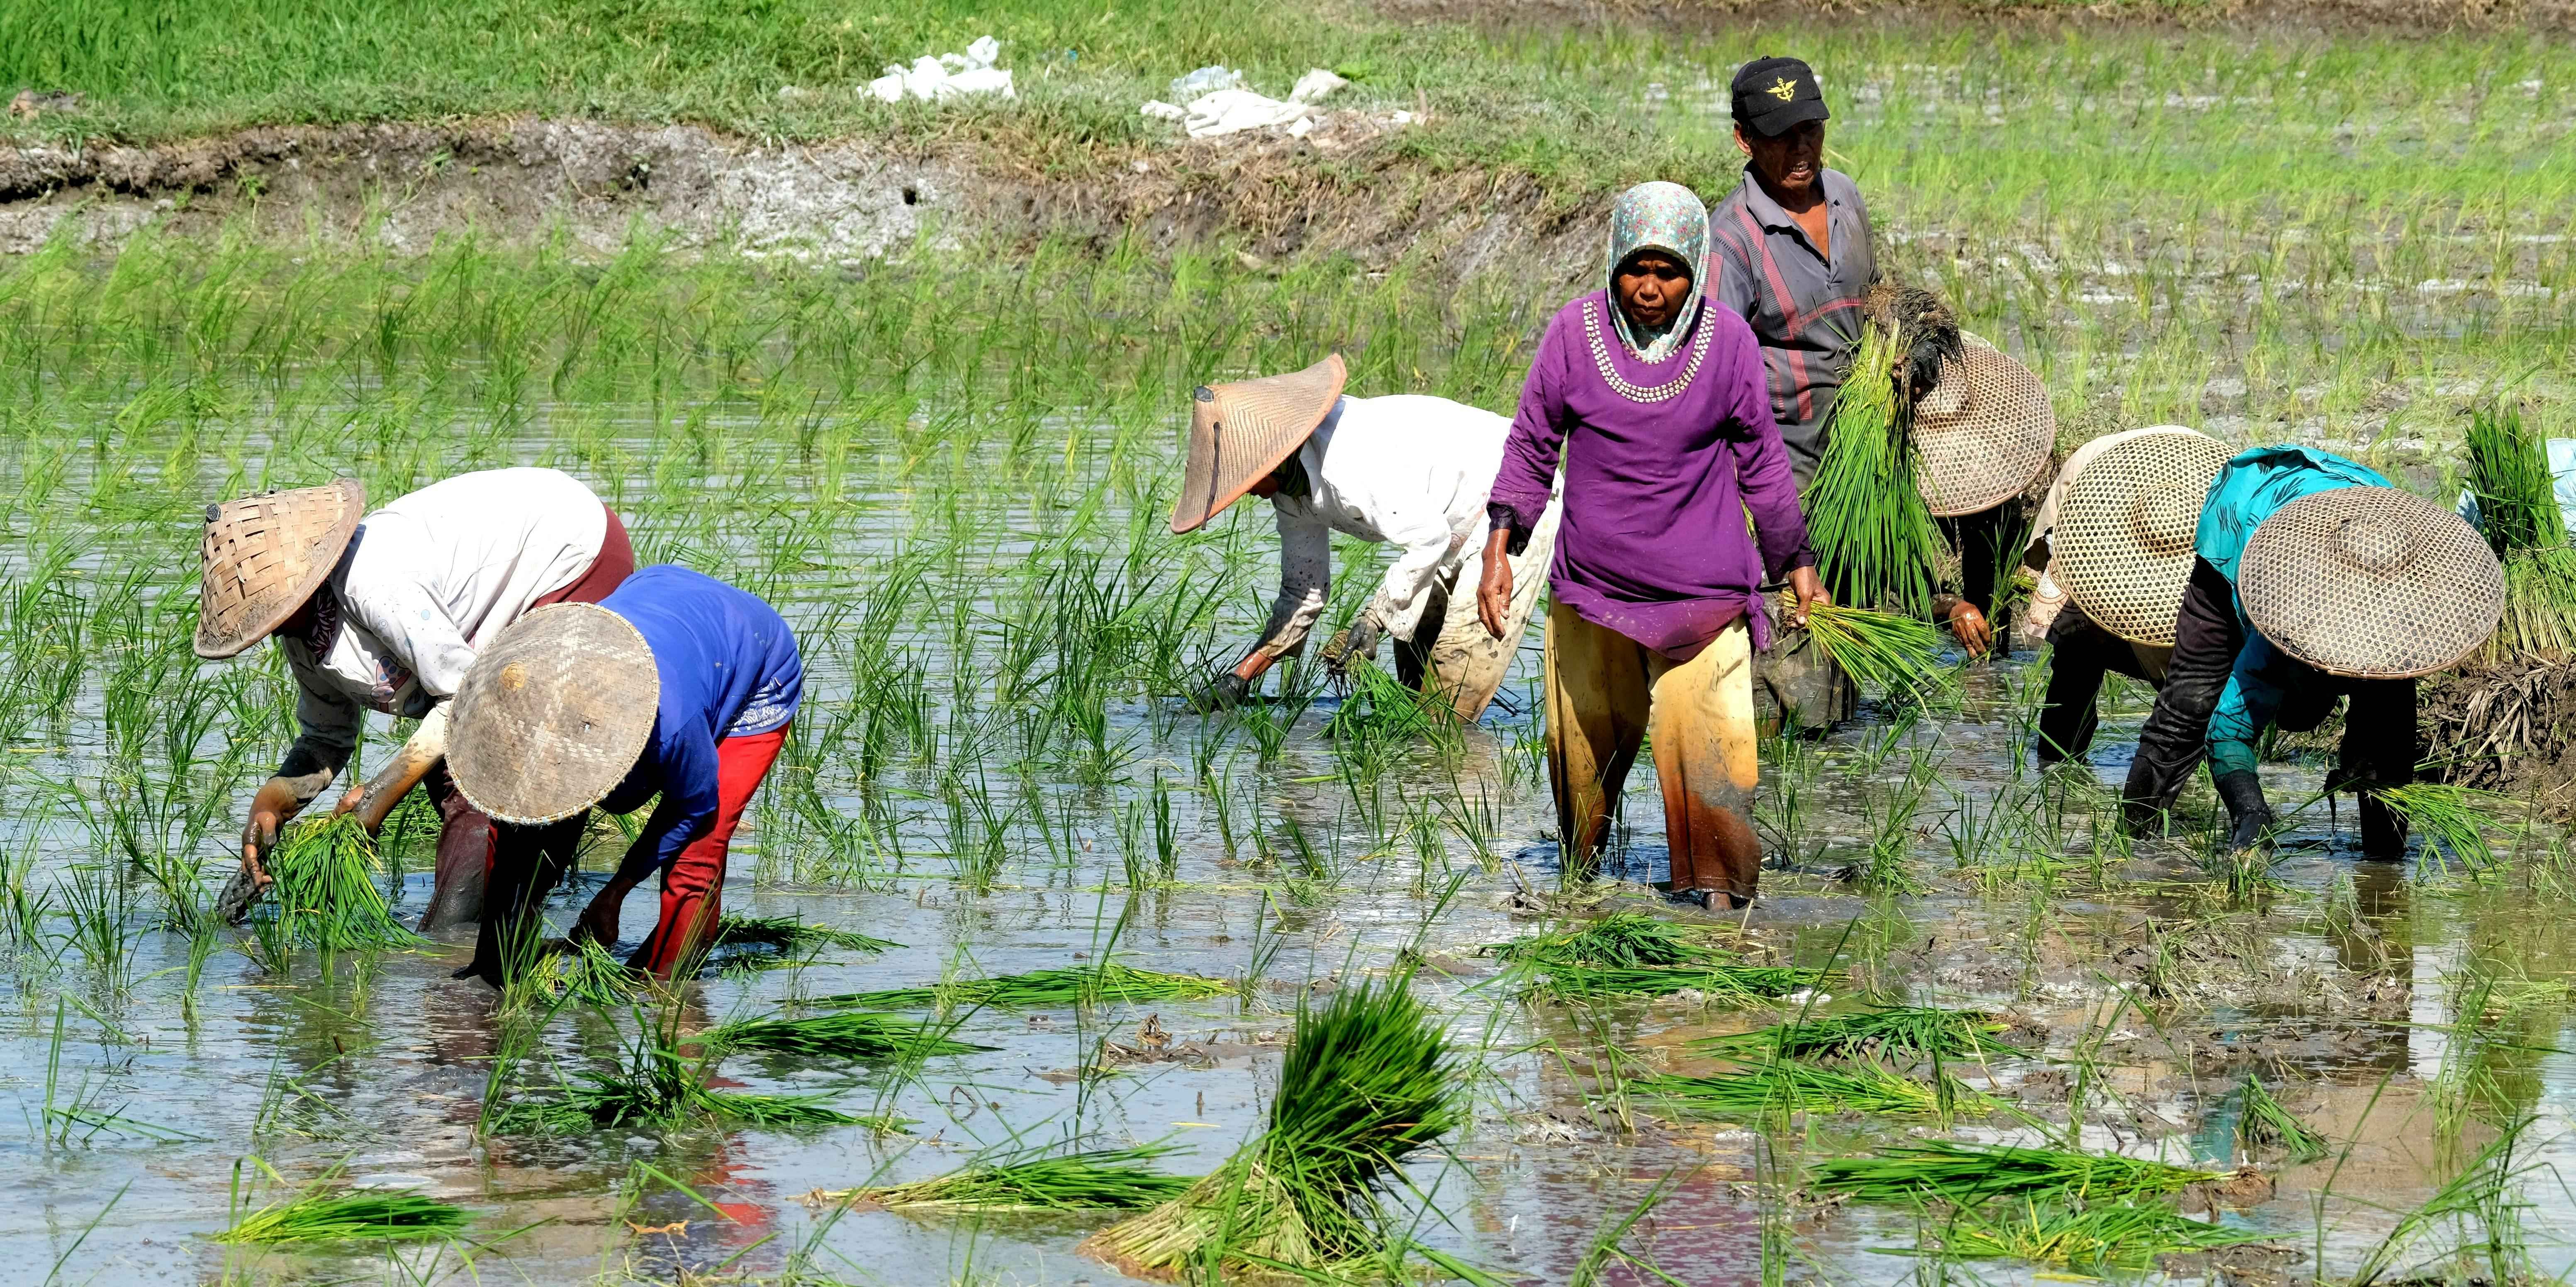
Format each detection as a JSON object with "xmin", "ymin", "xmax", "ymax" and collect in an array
[
  {"xmin": 195, "ymin": 479, "xmax": 367, "ymax": 659},
  {"xmin": 2241, "ymin": 486, "xmax": 2503, "ymax": 679},
  {"xmin": 1909, "ymin": 339, "xmax": 2055, "ymax": 517},
  {"xmin": 1168, "ymin": 353, "xmax": 1347, "ymax": 534},
  {"xmin": 447, "ymin": 603, "xmax": 661, "ymax": 825},
  {"xmin": 2054, "ymin": 430, "xmax": 2239, "ymax": 645}
]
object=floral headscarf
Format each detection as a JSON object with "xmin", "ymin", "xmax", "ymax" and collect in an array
[{"xmin": 1602, "ymin": 181, "xmax": 1710, "ymax": 363}]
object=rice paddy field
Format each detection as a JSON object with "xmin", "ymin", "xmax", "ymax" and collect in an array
[{"xmin": 0, "ymin": 0, "xmax": 2573, "ymax": 1283}]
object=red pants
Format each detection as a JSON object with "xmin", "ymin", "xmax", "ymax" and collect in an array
[
  {"xmin": 624, "ymin": 723, "xmax": 790, "ymax": 977},
  {"xmin": 421, "ymin": 507, "xmax": 635, "ymax": 931}
]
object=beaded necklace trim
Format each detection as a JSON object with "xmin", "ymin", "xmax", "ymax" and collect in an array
[{"xmin": 1584, "ymin": 298, "xmax": 1711, "ymax": 405}]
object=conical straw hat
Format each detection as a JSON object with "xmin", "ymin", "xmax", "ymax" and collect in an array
[
  {"xmin": 2053, "ymin": 430, "xmax": 2238, "ymax": 645},
  {"xmin": 447, "ymin": 603, "xmax": 661, "ymax": 825},
  {"xmin": 2240, "ymin": 486, "xmax": 2503, "ymax": 679},
  {"xmin": 1169, "ymin": 354, "xmax": 1348, "ymax": 534},
  {"xmin": 1909, "ymin": 339, "xmax": 2055, "ymax": 518},
  {"xmin": 195, "ymin": 479, "xmax": 367, "ymax": 659}
]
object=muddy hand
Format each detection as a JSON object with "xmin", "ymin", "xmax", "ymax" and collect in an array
[
  {"xmin": 1946, "ymin": 601, "xmax": 1992, "ymax": 658},
  {"xmin": 331, "ymin": 782, "xmax": 365, "ymax": 819},
  {"xmin": 1786, "ymin": 566, "xmax": 1830, "ymax": 628},
  {"xmin": 1476, "ymin": 529, "xmax": 1514, "ymax": 638}
]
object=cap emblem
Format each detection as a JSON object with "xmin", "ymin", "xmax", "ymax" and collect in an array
[{"xmin": 1766, "ymin": 76, "xmax": 1799, "ymax": 101}]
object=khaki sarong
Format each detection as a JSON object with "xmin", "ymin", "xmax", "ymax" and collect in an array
[
  {"xmin": 1543, "ymin": 604, "xmax": 1763, "ymax": 903},
  {"xmin": 1393, "ymin": 502, "xmax": 1561, "ymax": 723}
]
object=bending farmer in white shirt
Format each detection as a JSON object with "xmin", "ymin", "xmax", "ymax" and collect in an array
[
  {"xmin": 195, "ymin": 467, "xmax": 635, "ymax": 930},
  {"xmin": 1170, "ymin": 356, "xmax": 1558, "ymax": 721}
]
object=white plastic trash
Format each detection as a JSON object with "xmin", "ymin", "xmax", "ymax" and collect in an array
[
  {"xmin": 1139, "ymin": 100, "xmax": 1186, "ymax": 121},
  {"xmin": 869, "ymin": 35, "xmax": 1015, "ymax": 103},
  {"xmin": 1169, "ymin": 65, "xmax": 1245, "ymax": 99},
  {"xmin": 1289, "ymin": 68, "xmax": 1348, "ymax": 103},
  {"xmin": 1181, "ymin": 88, "xmax": 1311, "ymax": 139}
]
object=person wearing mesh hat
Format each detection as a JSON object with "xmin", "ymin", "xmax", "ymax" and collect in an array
[
  {"xmin": 196, "ymin": 468, "xmax": 635, "ymax": 930},
  {"xmin": 2118, "ymin": 446, "xmax": 2503, "ymax": 857},
  {"xmin": 445, "ymin": 564, "xmax": 803, "ymax": 985},
  {"xmin": 1169, "ymin": 355, "xmax": 1561, "ymax": 724}
]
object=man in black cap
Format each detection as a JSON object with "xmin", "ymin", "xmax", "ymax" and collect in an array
[{"xmin": 1710, "ymin": 55, "xmax": 1882, "ymax": 730}]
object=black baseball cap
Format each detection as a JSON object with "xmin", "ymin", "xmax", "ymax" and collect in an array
[{"xmin": 1731, "ymin": 56, "xmax": 1829, "ymax": 138}]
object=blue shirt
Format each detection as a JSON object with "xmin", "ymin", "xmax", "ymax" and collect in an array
[
  {"xmin": 2197, "ymin": 446, "xmax": 2391, "ymax": 776},
  {"xmin": 596, "ymin": 566, "xmax": 803, "ymax": 874}
]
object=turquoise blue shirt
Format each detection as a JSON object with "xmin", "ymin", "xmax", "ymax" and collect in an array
[{"xmin": 2199, "ymin": 446, "xmax": 2392, "ymax": 776}]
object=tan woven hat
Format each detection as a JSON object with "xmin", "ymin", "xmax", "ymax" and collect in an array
[
  {"xmin": 1168, "ymin": 353, "xmax": 1348, "ymax": 534},
  {"xmin": 2240, "ymin": 487, "xmax": 2503, "ymax": 679},
  {"xmin": 195, "ymin": 479, "xmax": 367, "ymax": 659},
  {"xmin": 2053, "ymin": 430, "xmax": 2239, "ymax": 645},
  {"xmin": 1909, "ymin": 339, "xmax": 2055, "ymax": 518},
  {"xmin": 447, "ymin": 603, "xmax": 661, "ymax": 825}
]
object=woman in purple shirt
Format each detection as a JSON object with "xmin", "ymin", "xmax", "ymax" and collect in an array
[{"xmin": 1478, "ymin": 181, "xmax": 1828, "ymax": 908}]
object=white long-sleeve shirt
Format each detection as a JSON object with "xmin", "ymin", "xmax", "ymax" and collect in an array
[
  {"xmin": 280, "ymin": 467, "xmax": 609, "ymax": 766},
  {"xmin": 1253, "ymin": 394, "xmax": 1513, "ymax": 660}
]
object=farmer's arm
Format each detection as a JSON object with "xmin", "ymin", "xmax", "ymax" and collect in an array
[
  {"xmin": 2205, "ymin": 640, "xmax": 2286, "ymax": 783},
  {"xmin": 327, "ymin": 583, "xmax": 475, "ymax": 826},
  {"xmin": 1371, "ymin": 511, "xmax": 1459, "ymax": 645},
  {"xmin": 244, "ymin": 659, "xmax": 363, "ymax": 869},
  {"xmin": 609, "ymin": 727, "xmax": 718, "ymax": 892},
  {"xmin": 1722, "ymin": 319, "xmax": 1826, "ymax": 623},
  {"xmin": 1232, "ymin": 512, "xmax": 1333, "ymax": 683},
  {"xmin": 1479, "ymin": 316, "xmax": 1577, "ymax": 635}
]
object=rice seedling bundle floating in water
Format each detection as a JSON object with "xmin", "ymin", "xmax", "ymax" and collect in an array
[
  {"xmin": 1799, "ymin": 605, "xmax": 1953, "ymax": 698},
  {"xmin": 1807, "ymin": 1141, "xmax": 2220, "ymax": 1206},
  {"xmin": 711, "ymin": 915, "xmax": 900, "ymax": 956},
  {"xmin": 1485, "ymin": 911, "xmax": 1729, "ymax": 969},
  {"xmin": 1922, "ymin": 1199, "xmax": 2279, "ymax": 1272},
  {"xmin": 216, "ymin": 1187, "xmax": 470, "ymax": 1244},
  {"xmin": 698, "ymin": 1011, "xmax": 991, "ymax": 1062},
  {"xmin": 817, "ymin": 1143, "xmax": 1195, "ymax": 1213},
  {"xmin": 1694, "ymin": 1006, "xmax": 2021, "ymax": 1063},
  {"xmin": 1623, "ymin": 1062, "xmax": 1994, "ymax": 1121},
  {"xmin": 1080, "ymin": 973, "xmax": 1467, "ymax": 1280},
  {"xmin": 2235, "ymin": 1072, "xmax": 2328, "ymax": 1163},
  {"xmin": 812, "ymin": 962, "xmax": 1233, "ymax": 1012},
  {"xmin": 1488, "ymin": 913, "xmax": 1830, "ymax": 1002},
  {"xmin": 1802, "ymin": 319, "xmax": 1942, "ymax": 618},
  {"xmin": 258, "ymin": 816, "xmax": 417, "ymax": 951}
]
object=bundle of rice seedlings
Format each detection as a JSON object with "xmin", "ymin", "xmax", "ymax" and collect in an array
[
  {"xmin": 712, "ymin": 915, "xmax": 900, "ymax": 956},
  {"xmin": 528, "ymin": 935, "xmax": 639, "ymax": 1005},
  {"xmin": 2371, "ymin": 782, "xmax": 2511, "ymax": 870},
  {"xmin": 2493, "ymin": 545, "xmax": 2576, "ymax": 661},
  {"xmin": 1802, "ymin": 319, "xmax": 1943, "ymax": 618},
  {"xmin": 1799, "ymin": 605, "xmax": 1952, "ymax": 698},
  {"xmin": 1925, "ymin": 1199, "xmax": 2278, "ymax": 1272},
  {"xmin": 1485, "ymin": 912, "xmax": 1729, "ymax": 969},
  {"xmin": 258, "ymin": 816, "xmax": 417, "ymax": 951},
  {"xmin": 216, "ymin": 1187, "xmax": 469, "ymax": 1244},
  {"xmin": 1080, "ymin": 973, "xmax": 1466, "ymax": 1280},
  {"xmin": 1526, "ymin": 963, "xmax": 1829, "ymax": 1004},
  {"xmin": 2465, "ymin": 402, "xmax": 2560, "ymax": 559},
  {"xmin": 1624, "ymin": 1063, "xmax": 1992, "ymax": 1120},
  {"xmin": 1807, "ymin": 1141, "xmax": 2220, "ymax": 1205},
  {"xmin": 813, "ymin": 962, "xmax": 1233, "ymax": 1012},
  {"xmin": 1694, "ymin": 1006, "xmax": 2021, "ymax": 1063},
  {"xmin": 818, "ymin": 1143, "xmax": 1195, "ymax": 1212},
  {"xmin": 489, "ymin": 1011, "xmax": 869, "ymax": 1135},
  {"xmin": 2236, "ymin": 1072, "xmax": 2328, "ymax": 1163},
  {"xmin": 697, "ymin": 1011, "xmax": 991, "ymax": 1063}
]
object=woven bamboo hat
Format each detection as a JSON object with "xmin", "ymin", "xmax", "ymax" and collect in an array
[
  {"xmin": 195, "ymin": 479, "xmax": 367, "ymax": 659},
  {"xmin": 447, "ymin": 603, "xmax": 661, "ymax": 825},
  {"xmin": 2053, "ymin": 430, "xmax": 2238, "ymax": 645},
  {"xmin": 1909, "ymin": 339, "xmax": 2055, "ymax": 518},
  {"xmin": 2240, "ymin": 487, "xmax": 2503, "ymax": 679},
  {"xmin": 1168, "ymin": 353, "xmax": 1347, "ymax": 534}
]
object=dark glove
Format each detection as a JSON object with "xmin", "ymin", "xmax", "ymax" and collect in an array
[
  {"xmin": 2213, "ymin": 771, "xmax": 2274, "ymax": 851},
  {"xmin": 1189, "ymin": 672, "xmax": 1253, "ymax": 713},
  {"xmin": 1321, "ymin": 616, "xmax": 1383, "ymax": 677}
]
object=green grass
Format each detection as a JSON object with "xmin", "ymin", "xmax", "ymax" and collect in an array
[
  {"xmin": 1808, "ymin": 1141, "xmax": 2221, "ymax": 1206},
  {"xmin": 1693, "ymin": 1007, "xmax": 2021, "ymax": 1063},
  {"xmin": 823, "ymin": 1143, "xmax": 1195, "ymax": 1212},
  {"xmin": 812, "ymin": 963, "xmax": 1234, "ymax": 1012}
]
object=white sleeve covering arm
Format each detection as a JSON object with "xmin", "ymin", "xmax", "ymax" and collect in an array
[
  {"xmin": 1253, "ymin": 510, "xmax": 1333, "ymax": 662},
  {"xmin": 1371, "ymin": 516, "xmax": 1461, "ymax": 640}
]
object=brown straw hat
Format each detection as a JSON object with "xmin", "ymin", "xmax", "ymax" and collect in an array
[
  {"xmin": 195, "ymin": 479, "xmax": 367, "ymax": 659},
  {"xmin": 1168, "ymin": 353, "xmax": 1348, "ymax": 534},
  {"xmin": 2240, "ymin": 486, "xmax": 2503, "ymax": 679},
  {"xmin": 1909, "ymin": 339, "xmax": 2055, "ymax": 518},
  {"xmin": 2053, "ymin": 430, "xmax": 2239, "ymax": 645},
  {"xmin": 447, "ymin": 603, "xmax": 661, "ymax": 825}
]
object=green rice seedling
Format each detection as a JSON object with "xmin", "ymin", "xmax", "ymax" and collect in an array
[
  {"xmin": 1080, "ymin": 972, "xmax": 1466, "ymax": 1279},
  {"xmin": 1801, "ymin": 605, "xmax": 1953, "ymax": 700},
  {"xmin": 489, "ymin": 1007, "xmax": 869, "ymax": 1135},
  {"xmin": 696, "ymin": 1012, "xmax": 991, "ymax": 1063},
  {"xmin": 524, "ymin": 935, "xmax": 640, "ymax": 1007},
  {"xmin": 1486, "ymin": 911, "xmax": 1729, "ymax": 969},
  {"xmin": 256, "ymin": 816, "xmax": 416, "ymax": 951},
  {"xmin": 1323, "ymin": 659, "xmax": 1465, "ymax": 766},
  {"xmin": 711, "ymin": 915, "xmax": 900, "ymax": 956},
  {"xmin": 2464, "ymin": 402, "xmax": 2559, "ymax": 559},
  {"xmin": 1528, "ymin": 963, "xmax": 1831, "ymax": 1004},
  {"xmin": 1802, "ymin": 322, "xmax": 1941, "ymax": 618},
  {"xmin": 1624, "ymin": 1063, "xmax": 1993, "ymax": 1121},
  {"xmin": 1807, "ymin": 1141, "xmax": 2221, "ymax": 1206},
  {"xmin": 820, "ymin": 1143, "xmax": 1195, "ymax": 1212},
  {"xmin": 811, "ymin": 962, "xmax": 1233, "ymax": 1012},
  {"xmin": 2235, "ymin": 1072, "xmax": 2328, "ymax": 1163},
  {"xmin": 216, "ymin": 1189, "xmax": 470, "ymax": 1244},
  {"xmin": 1694, "ymin": 1007, "xmax": 2021, "ymax": 1063},
  {"xmin": 2491, "ymin": 545, "xmax": 2576, "ymax": 660},
  {"xmin": 2369, "ymin": 783, "xmax": 2511, "ymax": 873},
  {"xmin": 1921, "ymin": 1199, "xmax": 2278, "ymax": 1272}
]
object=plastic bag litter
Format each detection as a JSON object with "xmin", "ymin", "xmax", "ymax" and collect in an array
[
  {"xmin": 1154, "ymin": 68, "xmax": 1351, "ymax": 139},
  {"xmin": 867, "ymin": 34, "xmax": 1015, "ymax": 103},
  {"xmin": 1168, "ymin": 66, "xmax": 1246, "ymax": 99}
]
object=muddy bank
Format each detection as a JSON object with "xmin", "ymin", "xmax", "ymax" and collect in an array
[
  {"xmin": 2422, "ymin": 656, "xmax": 2576, "ymax": 818},
  {"xmin": 0, "ymin": 116, "xmax": 1602, "ymax": 274}
]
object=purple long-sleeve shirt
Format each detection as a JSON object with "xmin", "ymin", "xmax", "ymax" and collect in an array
[{"xmin": 1488, "ymin": 292, "xmax": 1816, "ymax": 660}]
